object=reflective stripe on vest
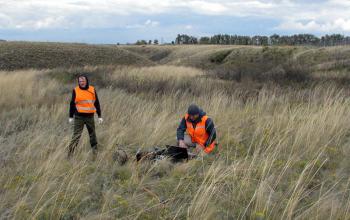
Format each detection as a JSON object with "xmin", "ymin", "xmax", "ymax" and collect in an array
[
  {"xmin": 185, "ymin": 114, "xmax": 216, "ymax": 154},
  {"xmin": 75, "ymin": 100, "xmax": 95, "ymax": 104},
  {"xmin": 76, "ymin": 106, "xmax": 96, "ymax": 111},
  {"xmin": 75, "ymin": 86, "xmax": 97, "ymax": 114}
]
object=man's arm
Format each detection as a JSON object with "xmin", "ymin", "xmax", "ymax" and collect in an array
[
  {"xmin": 69, "ymin": 89, "xmax": 76, "ymax": 118},
  {"xmin": 94, "ymin": 89, "xmax": 102, "ymax": 118},
  {"xmin": 177, "ymin": 117, "xmax": 187, "ymax": 140},
  {"xmin": 204, "ymin": 118, "xmax": 216, "ymax": 147}
]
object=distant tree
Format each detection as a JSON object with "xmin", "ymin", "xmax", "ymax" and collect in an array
[
  {"xmin": 241, "ymin": 36, "xmax": 252, "ymax": 45},
  {"xmin": 175, "ymin": 34, "xmax": 181, "ymax": 44},
  {"xmin": 135, "ymin": 40, "xmax": 148, "ymax": 45},
  {"xmin": 330, "ymin": 34, "xmax": 345, "ymax": 46},
  {"xmin": 154, "ymin": 39, "xmax": 159, "ymax": 45},
  {"xmin": 270, "ymin": 34, "xmax": 280, "ymax": 45},
  {"xmin": 148, "ymin": 40, "xmax": 152, "ymax": 45},
  {"xmin": 209, "ymin": 35, "xmax": 219, "ymax": 44},
  {"xmin": 175, "ymin": 33, "xmax": 350, "ymax": 47},
  {"xmin": 190, "ymin": 36, "xmax": 198, "ymax": 44},
  {"xmin": 230, "ymin": 35, "xmax": 238, "ymax": 45},
  {"xmin": 261, "ymin": 36, "xmax": 269, "ymax": 46},
  {"xmin": 278, "ymin": 35, "xmax": 290, "ymax": 45},
  {"xmin": 171, "ymin": 41, "xmax": 175, "ymax": 45},
  {"xmin": 223, "ymin": 34, "xmax": 230, "ymax": 44},
  {"xmin": 199, "ymin": 37, "xmax": 210, "ymax": 44},
  {"xmin": 253, "ymin": 36, "xmax": 267, "ymax": 45},
  {"xmin": 252, "ymin": 36, "xmax": 260, "ymax": 45},
  {"xmin": 345, "ymin": 37, "xmax": 350, "ymax": 45},
  {"xmin": 176, "ymin": 34, "xmax": 198, "ymax": 44}
]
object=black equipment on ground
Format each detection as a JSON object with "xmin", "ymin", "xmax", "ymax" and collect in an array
[{"xmin": 136, "ymin": 145, "xmax": 189, "ymax": 163}]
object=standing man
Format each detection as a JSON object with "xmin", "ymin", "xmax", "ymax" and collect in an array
[
  {"xmin": 177, "ymin": 104, "xmax": 217, "ymax": 155},
  {"xmin": 68, "ymin": 75, "xmax": 103, "ymax": 158}
]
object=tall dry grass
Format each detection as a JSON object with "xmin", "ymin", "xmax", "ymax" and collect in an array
[{"xmin": 1, "ymin": 65, "xmax": 350, "ymax": 219}]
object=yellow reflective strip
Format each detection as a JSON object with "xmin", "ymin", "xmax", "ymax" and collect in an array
[
  {"xmin": 75, "ymin": 100, "xmax": 95, "ymax": 104},
  {"xmin": 76, "ymin": 107, "xmax": 96, "ymax": 111}
]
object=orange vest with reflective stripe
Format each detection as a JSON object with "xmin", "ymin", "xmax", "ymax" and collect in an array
[
  {"xmin": 74, "ymin": 86, "xmax": 96, "ymax": 114},
  {"xmin": 185, "ymin": 114, "xmax": 216, "ymax": 154}
]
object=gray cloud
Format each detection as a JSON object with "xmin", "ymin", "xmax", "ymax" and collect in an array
[{"xmin": 0, "ymin": 0, "xmax": 350, "ymax": 32}]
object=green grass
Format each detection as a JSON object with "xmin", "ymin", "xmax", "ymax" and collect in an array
[
  {"xmin": 0, "ymin": 42, "xmax": 153, "ymax": 70},
  {"xmin": 2, "ymin": 42, "xmax": 350, "ymax": 75}
]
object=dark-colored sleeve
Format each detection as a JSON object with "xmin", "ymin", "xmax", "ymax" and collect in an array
[
  {"xmin": 204, "ymin": 118, "xmax": 216, "ymax": 147},
  {"xmin": 176, "ymin": 117, "xmax": 187, "ymax": 140},
  {"xmin": 69, "ymin": 89, "xmax": 76, "ymax": 118},
  {"xmin": 94, "ymin": 89, "xmax": 102, "ymax": 118}
]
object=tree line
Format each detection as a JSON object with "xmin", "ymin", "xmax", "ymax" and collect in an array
[
  {"xmin": 134, "ymin": 39, "xmax": 160, "ymax": 45},
  {"xmin": 175, "ymin": 34, "xmax": 350, "ymax": 46}
]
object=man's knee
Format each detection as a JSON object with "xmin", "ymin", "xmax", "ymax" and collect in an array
[{"xmin": 184, "ymin": 134, "xmax": 196, "ymax": 148}]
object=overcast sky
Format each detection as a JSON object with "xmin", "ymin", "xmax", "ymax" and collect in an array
[{"xmin": 1, "ymin": 0, "xmax": 350, "ymax": 44}]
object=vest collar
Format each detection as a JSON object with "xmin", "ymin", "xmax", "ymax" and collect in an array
[
  {"xmin": 79, "ymin": 85, "xmax": 89, "ymax": 90},
  {"xmin": 185, "ymin": 113, "xmax": 204, "ymax": 124}
]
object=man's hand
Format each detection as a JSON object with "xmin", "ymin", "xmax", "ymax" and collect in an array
[
  {"xmin": 69, "ymin": 118, "xmax": 74, "ymax": 124},
  {"xmin": 179, "ymin": 140, "xmax": 187, "ymax": 148},
  {"xmin": 194, "ymin": 144, "xmax": 207, "ymax": 157},
  {"xmin": 98, "ymin": 118, "xmax": 103, "ymax": 124},
  {"xmin": 195, "ymin": 144, "xmax": 203, "ymax": 154}
]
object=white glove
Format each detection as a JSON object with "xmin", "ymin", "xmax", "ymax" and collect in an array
[
  {"xmin": 98, "ymin": 118, "xmax": 103, "ymax": 124},
  {"xmin": 69, "ymin": 118, "xmax": 74, "ymax": 124}
]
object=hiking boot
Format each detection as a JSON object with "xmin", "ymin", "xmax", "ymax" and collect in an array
[{"xmin": 91, "ymin": 146, "xmax": 98, "ymax": 161}]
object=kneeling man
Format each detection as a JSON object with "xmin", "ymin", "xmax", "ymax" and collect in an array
[{"xmin": 177, "ymin": 104, "xmax": 217, "ymax": 155}]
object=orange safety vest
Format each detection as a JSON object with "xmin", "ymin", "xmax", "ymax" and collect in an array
[
  {"xmin": 74, "ymin": 86, "xmax": 96, "ymax": 114},
  {"xmin": 185, "ymin": 114, "xmax": 216, "ymax": 154}
]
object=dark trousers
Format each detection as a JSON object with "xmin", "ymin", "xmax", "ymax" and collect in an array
[{"xmin": 68, "ymin": 115, "xmax": 97, "ymax": 156}]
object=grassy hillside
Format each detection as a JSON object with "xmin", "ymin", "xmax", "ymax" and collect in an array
[
  {"xmin": 2, "ymin": 42, "xmax": 350, "ymax": 77},
  {"xmin": 0, "ymin": 42, "xmax": 153, "ymax": 70},
  {"xmin": 122, "ymin": 44, "xmax": 350, "ymax": 69},
  {"xmin": 1, "ymin": 43, "xmax": 350, "ymax": 219}
]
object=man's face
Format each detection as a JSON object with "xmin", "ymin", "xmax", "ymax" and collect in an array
[
  {"xmin": 78, "ymin": 77, "xmax": 87, "ymax": 88},
  {"xmin": 189, "ymin": 114, "xmax": 199, "ymax": 121}
]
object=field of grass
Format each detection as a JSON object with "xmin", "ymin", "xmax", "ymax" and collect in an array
[
  {"xmin": 1, "ymin": 43, "xmax": 350, "ymax": 219},
  {"xmin": 2, "ymin": 42, "xmax": 350, "ymax": 72},
  {"xmin": 0, "ymin": 42, "xmax": 152, "ymax": 70}
]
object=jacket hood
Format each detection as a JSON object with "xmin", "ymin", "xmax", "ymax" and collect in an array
[
  {"xmin": 187, "ymin": 109, "xmax": 206, "ymax": 123},
  {"xmin": 199, "ymin": 109, "xmax": 206, "ymax": 118},
  {"xmin": 77, "ymin": 75, "xmax": 90, "ymax": 90}
]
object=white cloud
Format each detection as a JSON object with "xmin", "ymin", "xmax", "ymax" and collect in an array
[
  {"xmin": 328, "ymin": 0, "xmax": 350, "ymax": 7},
  {"xmin": 185, "ymin": 25, "xmax": 193, "ymax": 30},
  {"xmin": 273, "ymin": 0, "xmax": 350, "ymax": 33},
  {"xmin": 145, "ymin": 19, "xmax": 160, "ymax": 27},
  {"xmin": 277, "ymin": 18, "xmax": 350, "ymax": 32},
  {"xmin": 186, "ymin": 1, "xmax": 229, "ymax": 15},
  {"xmin": 0, "ymin": 0, "xmax": 274, "ymax": 30},
  {"xmin": 0, "ymin": 0, "xmax": 350, "ymax": 33},
  {"xmin": 126, "ymin": 19, "xmax": 160, "ymax": 29}
]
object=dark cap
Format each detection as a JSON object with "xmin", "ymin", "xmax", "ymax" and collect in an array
[{"xmin": 187, "ymin": 104, "xmax": 200, "ymax": 116}]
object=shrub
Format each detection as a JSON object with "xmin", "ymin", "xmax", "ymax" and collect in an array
[{"xmin": 209, "ymin": 50, "xmax": 233, "ymax": 63}]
